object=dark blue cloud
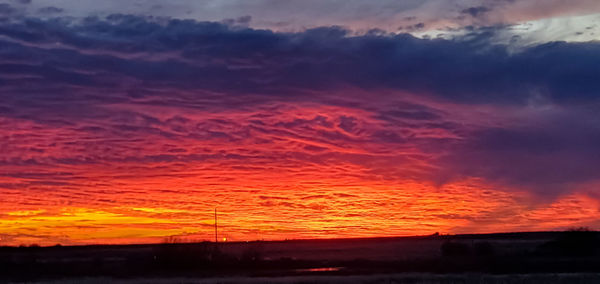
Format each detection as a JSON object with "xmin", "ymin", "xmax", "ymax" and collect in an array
[
  {"xmin": 435, "ymin": 110, "xmax": 600, "ymax": 197},
  {"xmin": 0, "ymin": 15, "xmax": 598, "ymax": 105},
  {"xmin": 38, "ymin": 7, "xmax": 64, "ymax": 15},
  {"xmin": 10, "ymin": 0, "xmax": 31, "ymax": 5},
  {"xmin": 461, "ymin": 6, "xmax": 491, "ymax": 17},
  {"xmin": 0, "ymin": 3, "xmax": 17, "ymax": 16}
]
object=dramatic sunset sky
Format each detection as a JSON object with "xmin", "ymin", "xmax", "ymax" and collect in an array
[{"xmin": 1, "ymin": 0, "xmax": 600, "ymax": 246}]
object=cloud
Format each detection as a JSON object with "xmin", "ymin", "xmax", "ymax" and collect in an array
[
  {"xmin": 12, "ymin": 0, "xmax": 600, "ymax": 37},
  {"xmin": 435, "ymin": 108, "xmax": 600, "ymax": 196},
  {"xmin": 0, "ymin": 3, "xmax": 17, "ymax": 16},
  {"xmin": 1, "ymin": 15, "xmax": 599, "ymax": 107},
  {"xmin": 0, "ymin": 13, "xmax": 599, "ymax": 244},
  {"xmin": 0, "ymin": 17, "xmax": 598, "ymax": 190},
  {"xmin": 461, "ymin": 6, "xmax": 492, "ymax": 17},
  {"xmin": 38, "ymin": 6, "xmax": 64, "ymax": 14}
]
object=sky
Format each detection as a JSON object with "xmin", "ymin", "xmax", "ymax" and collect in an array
[{"xmin": 0, "ymin": 0, "xmax": 599, "ymax": 246}]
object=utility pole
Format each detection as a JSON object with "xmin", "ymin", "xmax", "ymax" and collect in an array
[{"xmin": 214, "ymin": 208, "xmax": 217, "ymax": 243}]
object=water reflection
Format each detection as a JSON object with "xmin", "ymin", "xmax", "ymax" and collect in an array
[{"xmin": 295, "ymin": 267, "xmax": 343, "ymax": 272}]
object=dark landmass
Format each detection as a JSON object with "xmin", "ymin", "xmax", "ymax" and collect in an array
[{"xmin": 1, "ymin": 230, "xmax": 600, "ymax": 282}]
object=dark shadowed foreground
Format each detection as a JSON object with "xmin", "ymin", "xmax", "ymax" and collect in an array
[
  {"xmin": 2, "ymin": 231, "xmax": 600, "ymax": 283},
  {"xmin": 27, "ymin": 273, "xmax": 600, "ymax": 284}
]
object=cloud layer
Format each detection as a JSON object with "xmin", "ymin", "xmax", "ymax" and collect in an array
[
  {"xmin": 5, "ymin": 0, "xmax": 600, "ymax": 44},
  {"xmin": 0, "ymin": 9, "xmax": 599, "ymax": 245}
]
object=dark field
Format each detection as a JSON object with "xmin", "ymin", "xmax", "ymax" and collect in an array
[{"xmin": 2, "ymin": 231, "xmax": 600, "ymax": 283}]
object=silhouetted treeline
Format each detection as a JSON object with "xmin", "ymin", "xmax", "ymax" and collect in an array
[
  {"xmin": 536, "ymin": 228, "xmax": 599, "ymax": 257},
  {"xmin": 435, "ymin": 229, "xmax": 600, "ymax": 273}
]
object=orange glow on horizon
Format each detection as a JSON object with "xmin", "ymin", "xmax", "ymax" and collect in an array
[
  {"xmin": 1, "ymin": 178, "xmax": 598, "ymax": 246},
  {"xmin": 1, "ymin": 102, "xmax": 599, "ymax": 246}
]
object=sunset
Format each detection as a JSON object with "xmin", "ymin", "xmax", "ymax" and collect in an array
[{"xmin": 1, "ymin": 0, "xmax": 600, "ymax": 282}]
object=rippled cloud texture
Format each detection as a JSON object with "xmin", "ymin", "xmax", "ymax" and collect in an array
[{"xmin": 1, "ymin": 0, "xmax": 600, "ymax": 245}]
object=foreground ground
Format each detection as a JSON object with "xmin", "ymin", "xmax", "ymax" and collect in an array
[
  {"xmin": 2, "ymin": 231, "xmax": 600, "ymax": 283},
  {"xmin": 27, "ymin": 273, "xmax": 600, "ymax": 284}
]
